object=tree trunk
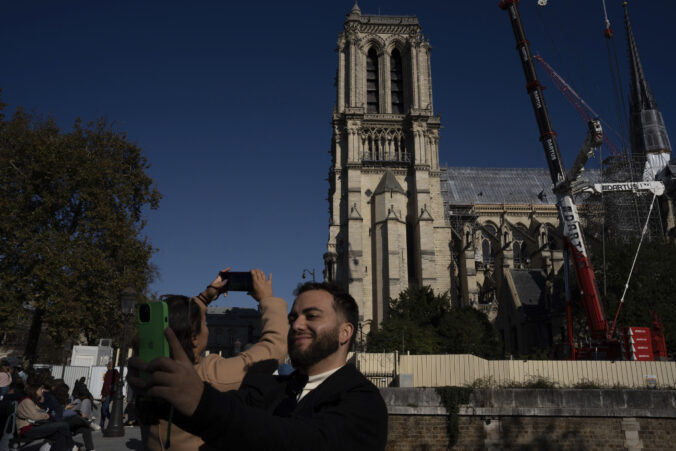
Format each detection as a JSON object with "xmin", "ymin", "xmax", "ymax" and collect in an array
[{"xmin": 24, "ymin": 307, "xmax": 44, "ymax": 364}]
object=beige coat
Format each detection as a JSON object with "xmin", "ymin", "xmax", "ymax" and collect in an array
[
  {"xmin": 145, "ymin": 295, "xmax": 289, "ymax": 450},
  {"xmin": 16, "ymin": 397, "xmax": 50, "ymax": 432}
]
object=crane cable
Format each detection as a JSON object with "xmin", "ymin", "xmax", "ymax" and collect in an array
[{"xmin": 608, "ymin": 191, "xmax": 658, "ymax": 338}]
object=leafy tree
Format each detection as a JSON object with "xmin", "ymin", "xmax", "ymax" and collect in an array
[
  {"xmin": 388, "ymin": 285, "xmax": 450, "ymax": 326},
  {"xmin": 0, "ymin": 104, "xmax": 161, "ymax": 361},
  {"xmin": 437, "ymin": 307, "xmax": 502, "ymax": 358},
  {"xmin": 366, "ymin": 317, "xmax": 441, "ymax": 354},
  {"xmin": 591, "ymin": 238, "xmax": 676, "ymax": 356},
  {"xmin": 367, "ymin": 286, "xmax": 502, "ymax": 357}
]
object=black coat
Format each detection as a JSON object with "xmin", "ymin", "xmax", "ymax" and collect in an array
[
  {"xmin": 71, "ymin": 380, "xmax": 92, "ymax": 400},
  {"xmin": 176, "ymin": 361, "xmax": 388, "ymax": 451}
]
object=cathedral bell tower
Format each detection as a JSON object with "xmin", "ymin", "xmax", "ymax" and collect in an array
[{"xmin": 324, "ymin": 2, "xmax": 451, "ymax": 332}]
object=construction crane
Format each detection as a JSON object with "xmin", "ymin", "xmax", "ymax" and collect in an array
[
  {"xmin": 533, "ymin": 53, "xmax": 624, "ymax": 157},
  {"xmin": 498, "ymin": 0, "xmax": 667, "ymax": 361}
]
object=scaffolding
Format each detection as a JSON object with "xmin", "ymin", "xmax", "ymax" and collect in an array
[{"xmin": 594, "ymin": 153, "xmax": 665, "ymax": 242}]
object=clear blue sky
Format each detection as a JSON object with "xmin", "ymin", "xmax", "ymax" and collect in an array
[{"xmin": 2, "ymin": 1, "xmax": 674, "ymax": 310}]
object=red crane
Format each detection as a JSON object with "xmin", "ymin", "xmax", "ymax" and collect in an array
[
  {"xmin": 498, "ymin": 0, "xmax": 668, "ymax": 361},
  {"xmin": 498, "ymin": 0, "xmax": 613, "ymax": 359},
  {"xmin": 532, "ymin": 53, "xmax": 623, "ymax": 156}
]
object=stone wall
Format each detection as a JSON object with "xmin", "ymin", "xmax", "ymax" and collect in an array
[{"xmin": 381, "ymin": 387, "xmax": 676, "ymax": 450}]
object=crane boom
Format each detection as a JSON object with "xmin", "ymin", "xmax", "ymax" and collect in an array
[
  {"xmin": 533, "ymin": 53, "xmax": 623, "ymax": 156},
  {"xmin": 583, "ymin": 180, "xmax": 665, "ymax": 196},
  {"xmin": 499, "ymin": 0, "xmax": 609, "ymax": 343}
]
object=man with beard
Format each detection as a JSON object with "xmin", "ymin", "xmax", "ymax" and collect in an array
[{"xmin": 128, "ymin": 282, "xmax": 388, "ymax": 450}]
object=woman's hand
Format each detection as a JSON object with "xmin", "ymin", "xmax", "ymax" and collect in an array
[
  {"xmin": 209, "ymin": 267, "xmax": 231, "ymax": 295},
  {"xmin": 250, "ymin": 269, "xmax": 273, "ymax": 302}
]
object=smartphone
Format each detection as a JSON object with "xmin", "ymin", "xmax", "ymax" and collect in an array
[
  {"xmin": 137, "ymin": 302, "xmax": 169, "ymax": 379},
  {"xmin": 224, "ymin": 271, "xmax": 254, "ymax": 292}
]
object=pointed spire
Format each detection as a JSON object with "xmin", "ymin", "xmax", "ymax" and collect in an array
[
  {"xmin": 348, "ymin": 0, "xmax": 362, "ymax": 17},
  {"xmin": 624, "ymin": 1, "xmax": 672, "ymax": 175},
  {"xmin": 624, "ymin": 2, "xmax": 656, "ymax": 112}
]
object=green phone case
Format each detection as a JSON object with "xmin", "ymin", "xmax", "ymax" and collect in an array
[{"xmin": 137, "ymin": 302, "xmax": 170, "ymax": 371}]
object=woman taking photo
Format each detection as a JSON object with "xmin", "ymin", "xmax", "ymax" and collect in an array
[{"xmin": 141, "ymin": 268, "xmax": 289, "ymax": 450}]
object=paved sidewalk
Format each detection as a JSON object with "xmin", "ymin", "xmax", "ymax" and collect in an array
[
  {"xmin": 90, "ymin": 427, "xmax": 143, "ymax": 451},
  {"xmin": 21, "ymin": 426, "xmax": 143, "ymax": 451}
]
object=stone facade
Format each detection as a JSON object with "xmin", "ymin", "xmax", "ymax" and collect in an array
[
  {"xmin": 324, "ymin": 4, "xmax": 450, "ymax": 334},
  {"xmin": 324, "ymin": 4, "xmax": 676, "ymax": 356},
  {"xmin": 323, "ymin": 5, "xmax": 567, "ymax": 354}
]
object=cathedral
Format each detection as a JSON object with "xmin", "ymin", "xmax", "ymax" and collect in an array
[{"xmin": 323, "ymin": 3, "xmax": 674, "ymax": 356}]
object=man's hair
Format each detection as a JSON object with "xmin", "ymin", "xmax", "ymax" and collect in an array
[{"xmin": 293, "ymin": 282, "xmax": 359, "ymax": 347}]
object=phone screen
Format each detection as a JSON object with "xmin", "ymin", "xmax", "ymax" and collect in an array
[{"xmin": 225, "ymin": 272, "xmax": 254, "ymax": 292}]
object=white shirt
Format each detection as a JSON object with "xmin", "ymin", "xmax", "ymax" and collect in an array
[{"xmin": 297, "ymin": 365, "xmax": 344, "ymax": 402}]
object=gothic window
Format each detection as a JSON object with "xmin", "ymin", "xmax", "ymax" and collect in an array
[
  {"xmin": 366, "ymin": 48, "xmax": 379, "ymax": 113},
  {"xmin": 390, "ymin": 48, "xmax": 404, "ymax": 114},
  {"xmin": 482, "ymin": 239, "xmax": 492, "ymax": 264},
  {"xmin": 513, "ymin": 241, "xmax": 528, "ymax": 266},
  {"xmin": 481, "ymin": 224, "xmax": 497, "ymax": 264},
  {"xmin": 512, "ymin": 226, "xmax": 528, "ymax": 266}
]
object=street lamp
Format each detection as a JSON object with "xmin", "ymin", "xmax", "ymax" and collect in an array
[
  {"xmin": 301, "ymin": 269, "xmax": 316, "ymax": 282},
  {"xmin": 104, "ymin": 287, "xmax": 136, "ymax": 437}
]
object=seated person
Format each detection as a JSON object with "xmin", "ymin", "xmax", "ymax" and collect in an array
[
  {"xmin": 130, "ymin": 282, "xmax": 388, "ymax": 451},
  {"xmin": 69, "ymin": 377, "xmax": 94, "ymax": 421},
  {"xmin": 16, "ymin": 377, "xmax": 74, "ymax": 451},
  {"xmin": 0, "ymin": 363, "xmax": 11, "ymax": 398},
  {"xmin": 140, "ymin": 268, "xmax": 289, "ymax": 451},
  {"xmin": 0, "ymin": 381, "xmax": 25, "ymax": 433},
  {"xmin": 41, "ymin": 378, "xmax": 95, "ymax": 451}
]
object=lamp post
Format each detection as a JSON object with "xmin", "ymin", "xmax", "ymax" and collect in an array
[
  {"xmin": 301, "ymin": 269, "xmax": 316, "ymax": 282},
  {"xmin": 104, "ymin": 287, "xmax": 136, "ymax": 437}
]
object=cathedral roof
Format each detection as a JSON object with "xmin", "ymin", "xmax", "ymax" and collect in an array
[
  {"xmin": 504, "ymin": 269, "xmax": 565, "ymax": 319},
  {"xmin": 439, "ymin": 166, "xmax": 600, "ymax": 205},
  {"xmin": 374, "ymin": 169, "xmax": 405, "ymax": 195},
  {"xmin": 440, "ymin": 166, "xmax": 558, "ymax": 205}
]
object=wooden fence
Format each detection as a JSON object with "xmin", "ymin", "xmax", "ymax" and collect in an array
[{"xmin": 351, "ymin": 353, "xmax": 676, "ymax": 388}]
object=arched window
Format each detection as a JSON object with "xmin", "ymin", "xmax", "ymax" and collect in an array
[
  {"xmin": 366, "ymin": 48, "xmax": 379, "ymax": 113},
  {"xmin": 390, "ymin": 48, "xmax": 404, "ymax": 114},
  {"xmin": 482, "ymin": 239, "xmax": 492, "ymax": 264},
  {"xmin": 482, "ymin": 224, "xmax": 497, "ymax": 264},
  {"xmin": 512, "ymin": 226, "xmax": 528, "ymax": 266},
  {"xmin": 512, "ymin": 241, "xmax": 528, "ymax": 265}
]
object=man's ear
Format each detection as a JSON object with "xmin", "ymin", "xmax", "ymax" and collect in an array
[{"xmin": 339, "ymin": 322, "xmax": 354, "ymax": 347}]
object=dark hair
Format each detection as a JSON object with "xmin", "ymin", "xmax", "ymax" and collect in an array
[
  {"xmin": 52, "ymin": 380, "xmax": 70, "ymax": 406},
  {"xmin": 162, "ymin": 295, "xmax": 203, "ymax": 364},
  {"xmin": 293, "ymin": 282, "xmax": 359, "ymax": 347},
  {"xmin": 32, "ymin": 368, "xmax": 53, "ymax": 389},
  {"xmin": 24, "ymin": 377, "xmax": 42, "ymax": 404}
]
